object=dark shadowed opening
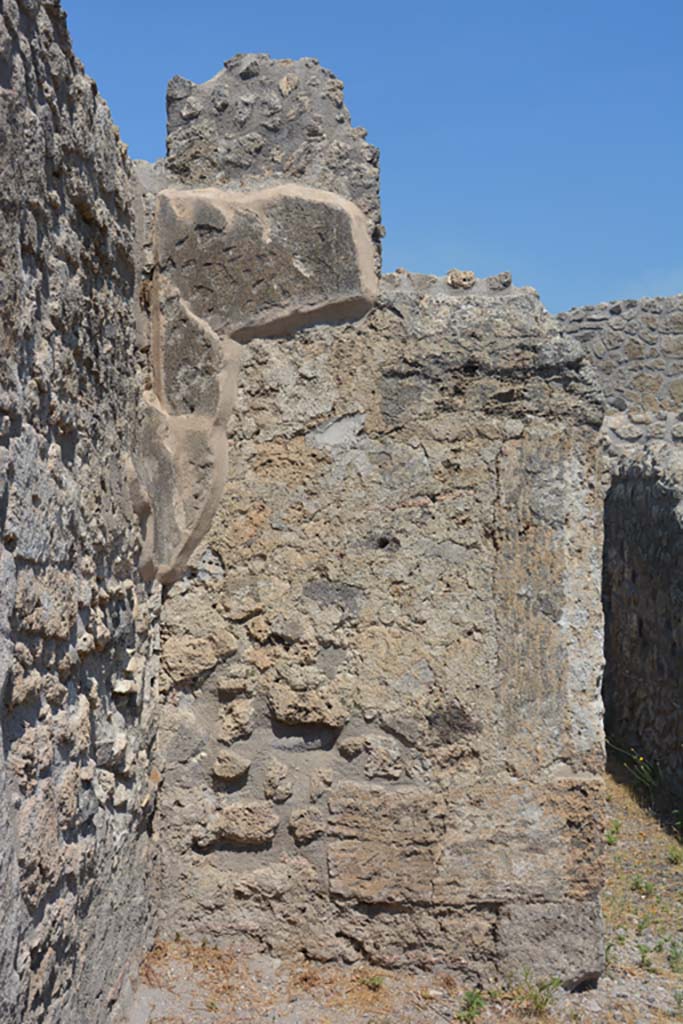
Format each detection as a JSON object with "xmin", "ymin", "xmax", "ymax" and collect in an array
[{"xmin": 602, "ymin": 469, "xmax": 683, "ymax": 809}]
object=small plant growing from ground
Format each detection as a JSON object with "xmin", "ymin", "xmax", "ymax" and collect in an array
[
  {"xmin": 673, "ymin": 811, "xmax": 683, "ymax": 840},
  {"xmin": 608, "ymin": 740, "xmax": 661, "ymax": 802},
  {"xmin": 605, "ymin": 820, "xmax": 621, "ymax": 846},
  {"xmin": 360, "ymin": 975, "xmax": 384, "ymax": 992},
  {"xmin": 458, "ymin": 988, "xmax": 486, "ymax": 1022},
  {"xmin": 631, "ymin": 874, "xmax": 655, "ymax": 896},
  {"xmin": 673, "ymin": 990, "xmax": 683, "ymax": 1018},
  {"xmin": 638, "ymin": 943, "xmax": 654, "ymax": 970},
  {"xmin": 669, "ymin": 942, "xmax": 683, "ymax": 974},
  {"xmin": 668, "ymin": 845, "xmax": 683, "ymax": 866},
  {"xmin": 511, "ymin": 972, "xmax": 561, "ymax": 1018}
]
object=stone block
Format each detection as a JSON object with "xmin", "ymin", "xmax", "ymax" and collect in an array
[
  {"xmin": 328, "ymin": 783, "xmax": 445, "ymax": 903},
  {"xmin": 198, "ymin": 801, "xmax": 280, "ymax": 848},
  {"xmin": 212, "ymin": 751, "xmax": 250, "ymax": 783},
  {"xmin": 155, "ymin": 184, "xmax": 377, "ymax": 342},
  {"xmin": 496, "ymin": 900, "xmax": 605, "ymax": 990}
]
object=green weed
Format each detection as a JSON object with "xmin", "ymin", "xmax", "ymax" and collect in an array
[
  {"xmin": 631, "ymin": 874, "xmax": 655, "ymax": 896},
  {"xmin": 606, "ymin": 820, "xmax": 621, "ymax": 846},
  {"xmin": 512, "ymin": 972, "xmax": 562, "ymax": 1018},
  {"xmin": 668, "ymin": 845, "xmax": 683, "ymax": 866},
  {"xmin": 458, "ymin": 988, "xmax": 486, "ymax": 1022},
  {"xmin": 669, "ymin": 942, "xmax": 683, "ymax": 974},
  {"xmin": 360, "ymin": 975, "xmax": 384, "ymax": 992}
]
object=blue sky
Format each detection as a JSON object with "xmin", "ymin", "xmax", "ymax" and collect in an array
[{"xmin": 65, "ymin": 0, "xmax": 682, "ymax": 313}]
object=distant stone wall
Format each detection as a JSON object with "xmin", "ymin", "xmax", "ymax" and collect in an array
[
  {"xmin": 153, "ymin": 268, "xmax": 607, "ymax": 986},
  {"xmin": 559, "ymin": 297, "xmax": 683, "ymax": 448},
  {"xmin": 0, "ymin": 4, "xmax": 158, "ymax": 1022},
  {"xmin": 560, "ymin": 297, "xmax": 683, "ymax": 801}
]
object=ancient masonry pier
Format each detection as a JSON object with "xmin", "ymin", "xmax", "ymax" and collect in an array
[{"xmin": 1, "ymin": 5, "xmax": 682, "ymax": 1023}]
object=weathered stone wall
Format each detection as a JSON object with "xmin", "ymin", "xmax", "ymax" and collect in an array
[
  {"xmin": 602, "ymin": 465, "xmax": 683, "ymax": 801},
  {"xmin": 560, "ymin": 297, "xmax": 683, "ymax": 801},
  {"xmin": 164, "ymin": 54, "xmax": 383, "ymax": 263},
  {"xmin": 559, "ymin": 297, "xmax": 683, "ymax": 448},
  {"xmin": 153, "ymin": 268, "xmax": 607, "ymax": 986},
  {"xmin": 0, "ymin": 4, "xmax": 158, "ymax": 1021},
  {"xmin": 10, "ymin": 10, "xmax": 683, "ymax": 1010}
]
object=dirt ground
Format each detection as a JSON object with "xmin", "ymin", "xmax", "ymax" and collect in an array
[{"xmin": 125, "ymin": 772, "xmax": 683, "ymax": 1024}]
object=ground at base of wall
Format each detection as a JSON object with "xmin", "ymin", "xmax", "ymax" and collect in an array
[{"xmin": 124, "ymin": 775, "xmax": 683, "ymax": 1024}]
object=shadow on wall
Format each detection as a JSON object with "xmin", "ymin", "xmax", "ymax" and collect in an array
[{"xmin": 602, "ymin": 469, "xmax": 683, "ymax": 807}]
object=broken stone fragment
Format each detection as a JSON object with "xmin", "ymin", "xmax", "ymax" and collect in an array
[
  {"xmin": 446, "ymin": 268, "xmax": 476, "ymax": 290},
  {"xmin": 278, "ymin": 73, "xmax": 299, "ymax": 97},
  {"xmin": 364, "ymin": 736, "xmax": 404, "ymax": 780},
  {"xmin": 155, "ymin": 184, "xmax": 378, "ymax": 342},
  {"xmin": 289, "ymin": 806, "xmax": 326, "ymax": 845},
  {"xmin": 160, "ymin": 593, "xmax": 239, "ymax": 685},
  {"xmin": 264, "ymin": 758, "xmax": 293, "ymax": 803},
  {"xmin": 486, "ymin": 270, "xmax": 512, "ymax": 291},
  {"xmin": 214, "ymin": 665, "xmax": 253, "ymax": 699},
  {"xmin": 112, "ymin": 677, "xmax": 136, "ymax": 696},
  {"xmin": 218, "ymin": 698, "xmax": 255, "ymax": 744},
  {"xmin": 267, "ymin": 682, "xmax": 348, "ymax": 729},
  {"xmin": 212, "ymin": 751, "xmax": 250, "ymax": 783},
  {"xmin": 338, "ymin": 736, "xmax": 365, "ymax": 760},
  {"xmin": 198, "ymin": 801, "xmax": 279, "ymax": 848},
  {"xmin": 309, "ymin": 767, "xmax": 334, "ymax": 802}
]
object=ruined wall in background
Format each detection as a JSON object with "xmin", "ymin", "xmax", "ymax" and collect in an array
[
  {"xmin": 0, "ymin": 4, "xmax": 159, "ymax": 1022},
  {"xmin": 148, "ymin": 62, "xmax": 609, "ymax": 979},
  {"xmin": 559, "ymin": 298, "xmax": 683, "ymax": 448},
  {"xmin": 560, "ymin": 298, "xmax": 683, "ymax": 800}
]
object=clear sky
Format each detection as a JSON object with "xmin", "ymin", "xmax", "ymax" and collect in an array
[{"xmin": 64, "ymin": 0, "xmax": 682, "ymax": 313}]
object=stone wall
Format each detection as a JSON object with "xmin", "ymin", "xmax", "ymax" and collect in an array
[
  {"xmin": 603, "ymin": 465, "xmax": 683, "ymax": 801},
  {"xmin": 164, "ymin": 54, "xmax": 383, "ymax": 265},
  {"xmin": 560, "ymin": 297, "xmax": 683, "ymax": 801},
  {"xmin": 6, "ymin": 7, "xmax": 682, "ymax": 1014},
  {"xmin": 0, "ymin": 4, "xmax": 158, "ymax": 1022},
  {"xmin": 152, "ymin": 263, "xmax": 607, "ymax": 985},
  {"xmin": 559, "ymin": 297, "xmax": 683, "ymax": 448}
]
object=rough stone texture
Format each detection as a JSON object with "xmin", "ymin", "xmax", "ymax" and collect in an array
[
  {"xmin": 156, "ymin": 184, "xmax": 377, "ymax": 343},
  {"xmin": 559, "ymin": 297, "xmax": 683, "ymax": 801},
  {"xmin": 153, "ymin": 273, "xmax": 606, "ymax": 984},
  {"xmin": 6, "ymin": 9, "xmax": 681, "ymax": 1012},
  {"xmin": 133, "ymin": 172, "xmax": 377, "ymax": 584},
  {"xmin": 164, "ymin": 54, "xmax": 383, "ymax": 264},
  {"xmin": 0, "ymin": 4, "xmax": 158, "ymax": 1022},
  {"xmin": 559, "ymin": 296, "xmax": 683, "ymax": 448}
]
